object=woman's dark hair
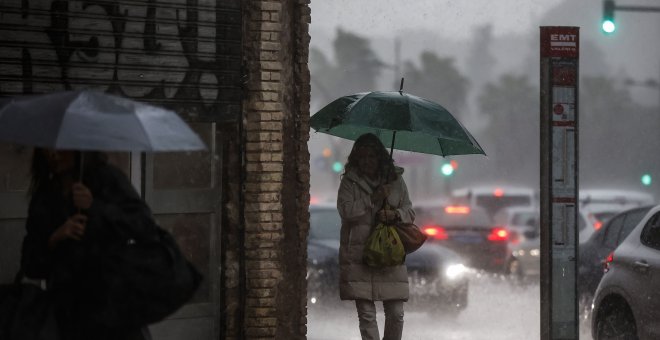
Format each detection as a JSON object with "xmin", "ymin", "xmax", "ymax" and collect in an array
[
  {"xmin": 344, "ymin": 133, "xmax": 397, "ymax": 182},
  {"xmin": 29, "ymin": 149, "xmax": 107, "ymax": 195}
]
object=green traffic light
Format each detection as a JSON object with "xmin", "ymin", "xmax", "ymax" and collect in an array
[
  {"xmin": 440, "ymin": 163, "xmax": 454, "ymax": 176},
  {"xmin": 602, "ymin": 0, "xmax": 615, "ymax": 33},
  {"xmin": 332, "ymin": 161, "xmax": 343, "ymax": 173},
  {"xmin": 641, "ymin": 174, "xmax": 652, "ymax": 186},
  {"xmin": 602, "ymin": 20, "xmax": 616, "ymax": 33}
]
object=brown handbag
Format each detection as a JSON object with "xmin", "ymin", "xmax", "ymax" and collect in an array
[{"xmin": 395, "ymin": 223, "xmax": 428, "ymax": 254}]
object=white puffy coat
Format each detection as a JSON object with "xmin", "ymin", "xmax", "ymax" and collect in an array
[{"xmin": 336, "ymin": 167, "xmax": 415, "ymax": 301}]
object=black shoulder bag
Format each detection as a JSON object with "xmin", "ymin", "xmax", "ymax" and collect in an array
[{"xmin": 83, "ymin": 227, "xmax": 202, "ymax": 329}]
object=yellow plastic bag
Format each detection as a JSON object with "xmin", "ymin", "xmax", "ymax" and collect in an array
[{"xmin": 363, "ymin": 223, "xmax": 406, "ymax": 267}]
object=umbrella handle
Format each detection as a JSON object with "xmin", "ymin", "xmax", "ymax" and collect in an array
[
  {"xmin": 79, "ymin": 152, "xmax": 84, "ymax": 183},
  {"xmin": 78, "ymin": 152, "xmax": 84, "ymax": 215},
  {"xmin": 379, "ymin": 131, "xmax": 397, "ymax": 210},
  {"xmin": 388, "ymin": 130, "xmax": 396, "ymax": 160}
]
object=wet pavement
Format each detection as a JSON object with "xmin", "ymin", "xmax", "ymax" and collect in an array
[{"xmin": 308, "ymin": 275, "xmax": 592, "ymax": 340}]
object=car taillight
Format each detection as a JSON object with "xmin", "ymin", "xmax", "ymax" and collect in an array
[
  {"xmin": 594, "ymin": 220, "xmax": 603, "ymax": 230},
  {"xmin": 445, "ymin": 206, "xmax": 470, "ymax": 214},
  {"xmin": 588, "ymin": 213, "xmax": 603, "ymax": 230},
  {"xmin": 422, "ymin": 225, "xmax": 448, "ymax": 240},
  {"xmin": 487, "ymin": 227, "xmax": 509, "ymax": 242},
  {"xmin": 604, "ymin": 251, "xmax": 614, "ymax": 273}
]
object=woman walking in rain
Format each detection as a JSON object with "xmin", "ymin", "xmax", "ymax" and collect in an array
[
  {"xmin": 19, "ymin": 149, "xmax": 153, "ymax": 340},
  {"xmin": 337, "ymin": 133, "xmax": 415, "ymax": 340}
]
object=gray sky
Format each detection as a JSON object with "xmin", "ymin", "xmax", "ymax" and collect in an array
[
  {"xmin": 310, "ymin": 0, "xmax": 660, "ymax": 107},
  {"xmin": 311, "ymin": 0, "xmax": 564, "ymax": 39},
  {"xmin": 307, "ymin": 0, "xmax": 660, "ymax": 199}
]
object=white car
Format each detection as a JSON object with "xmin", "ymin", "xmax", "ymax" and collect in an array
[
  {"xmin": 509, "ymin": 229, "xmax": 540, "ymax": 280},
  {"xmin": 493, "ymin": 206, "xmax": 540, "ymax": 279},
  {"xmin": 578, "ymin": 208, "xmax": 619, "ymax": 243},
  {"xmin": 494, "ymin": 206, "xmax": 538, "ymax": 241},
  {"xmin": 578, "ymin": 189, "xmax": 655, "ymax": 243},
  {"xmin": 591, "ymin": 204, "xmax": 660, "ymax": 340},
  {"xmin": 580, "ymin": 189, "xmax": 654, "ymax": 212},
  {"xmin": 451, "ymin": 185, "xmax": 538, "ymax": 219}
]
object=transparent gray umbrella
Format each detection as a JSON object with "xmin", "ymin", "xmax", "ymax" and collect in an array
[{"xmin": 0, "ymin": 90, "xmax": 206, "ymax": 152}]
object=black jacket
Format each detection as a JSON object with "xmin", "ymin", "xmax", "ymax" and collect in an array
[{"xmin": 20, "ymin": 162, "xmax": 156, "ymax": 339}]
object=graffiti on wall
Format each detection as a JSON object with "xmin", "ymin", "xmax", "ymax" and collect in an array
[{"xmin": 0, "ymin": 0, "xmax": 242, "ymax": 119}]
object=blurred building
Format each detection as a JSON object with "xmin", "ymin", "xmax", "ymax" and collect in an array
[{"xmin": 0, "ymin": 0, "xmax": 311, "ymax": 339}]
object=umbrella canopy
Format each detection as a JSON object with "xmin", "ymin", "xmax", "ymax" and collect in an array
[
  {"xmin": 0, "ymin": 90, "xmax": 206, "ymax": 152},
  {"xmin": 310, "ymin": 90, "xmax": 485, "ymax": 157}
]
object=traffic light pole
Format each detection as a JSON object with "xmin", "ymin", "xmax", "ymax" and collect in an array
[
  {"xmin": 602, "ymin": 1, "xmax": 660, "ymax": 33},
  {"xmin": 602, "ymin": 0, "xmax": 660, "ymax": 29},
  {"xmin": 611, "ymin": 5, "xmax": 660, "ymax": 12},
  {"xmin": 602, "ymin": 1, "xmax": 660, "ymax": 192},
  {"xmin": 607, "ymin": 1, "xmax": 660, "ymax": 108}
]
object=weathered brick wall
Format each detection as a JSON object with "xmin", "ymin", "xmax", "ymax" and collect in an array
[{"xmin": 239, "ymin": 0, "xmax": 311, "ymax": 339}]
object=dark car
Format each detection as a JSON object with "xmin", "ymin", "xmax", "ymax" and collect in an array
[
  {"xmin": 578, "ymin": 206, "xmax": 653, "ymax": 303},
  {"xmin": 592, "ymin": 204, "xmax": 660, "ymax": 340},
  {"xmin": 415, "ymin": 204, "xmax": 512, "ymax": 273},
  {"xmin": 307, "ymin": 207, "xmax": 341, "ymax": 306},
  {"xmin": 307, "ymin": 204, "xmax": 469, "ymax": 314}
]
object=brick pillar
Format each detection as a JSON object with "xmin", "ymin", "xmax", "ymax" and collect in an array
[
  {"xmin": 241, "ymin": 0, "xmax": 310, "ymax": 339},
  {"xmin": 291, "ymin": 0, "xmax": 311, "ymax": 337}
]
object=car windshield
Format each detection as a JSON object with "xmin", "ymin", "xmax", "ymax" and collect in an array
[
  {"xmin": 309, "ymin": 208, "xmax": 341, "ymax": 240},
  {"xmin": 475, "ymin": 195, "xmax": 532, "ymax": 217},
  {"xmin": 593, "ymin": 211, "xmax": 616, "ymax": 223},
  {"xmin": 511, "ymin": 212, "xmax": 538, "ymax": 226}
]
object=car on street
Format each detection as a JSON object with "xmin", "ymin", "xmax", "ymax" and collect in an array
[
  {"xmin": 580, "ymin": 189, "xmax": 654, "ymax": 212},
  {"xmin": 578, "ymin": 206, "xmax": 653, "ymax": 303},
  {"xmin": 591, "ymin": 204, "xmax": 660, "ymax": 340},
  {"xmin": 578, "ymin": 189, "xmax": 655, "ymax": 242},
  {"xmin": 492, "ymin": 206, "xmax": 540, "ymax": 280},
  {"xmin": 307, "ymin": 204, "xmax": 469, "ymax": 314},
  {"xmin": 494, "ymin": 206, "xmax": 538, "ymax": 243},
  {"xmin": 578, "ymin": 208, "xmax": 619, "ymax": 243},
  {"xmin": 451, "ymin": 185, "xmax": 537, "ymax": 219},
  {"xmin": 415, "ymin": 203, "xmax": 512, "ymax": 274},
  {"xmin": 509, "ymin": 228, "xmax": 540, "ymax": 280}
]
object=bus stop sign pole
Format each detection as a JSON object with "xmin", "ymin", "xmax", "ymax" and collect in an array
[{"xmin": 540, "ymin": 26, "xmax": 580, "ymax": 340}]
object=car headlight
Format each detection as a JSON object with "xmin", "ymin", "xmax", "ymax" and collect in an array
[
  {"xmin": 445, "ymin": 263, "xmax": 467, "ymax": 280},
  {"xmin": 530, "ymin": 249, "xmax": 540, "ymax": 257},
  {"xmin": 306, "ymin": 261, "xmax": 320, "ymax": 280}
]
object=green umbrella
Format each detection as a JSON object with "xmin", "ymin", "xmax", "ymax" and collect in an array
[{"xmin": 310, "ymin": 80, "xmax": 486, "ymax": 158}]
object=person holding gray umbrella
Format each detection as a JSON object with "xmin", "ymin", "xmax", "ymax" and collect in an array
[
  {"xmin": 337, "ymin": 133, "xmax": 415, "ymax": 340},
  {"xmin": 20, "ymin": 149, "xmax": 155, "ymax": 340},
  {"xmin": 0, "ymin": 90, "xmax": 206, "ymax": 339}
]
